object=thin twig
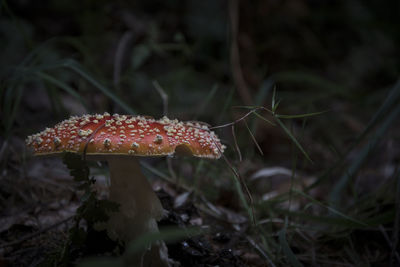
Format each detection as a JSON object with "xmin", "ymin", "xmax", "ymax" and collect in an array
[
  {"xmin": 231, "ymin": 124, "xmax": 242, "ymax": 162},
  {"xmin": 83, "ymin": 123, "xmax": 106, "ymax": 162},
  {"xmin": 210, "ymin": 107, "xmax": 265, "ymax": 130},
  {"xmin": 212, "ymin": 136, "xmax": 256, "ymax": 225},
  {"xmin": 229, "ymin": 0, "xmax": 252, "ymax": 105},
  {"xmin": 191, "ymin": 108, "xmax": 271, "ymax": 225},
  {"xmin": 243, "ymin": 119, "xmax": 263, "ymax": 155}
]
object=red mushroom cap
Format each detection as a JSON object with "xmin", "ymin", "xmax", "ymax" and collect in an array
[{"xmin": 26, "ymin": 113, "xmax": 225, "ymax": 159}]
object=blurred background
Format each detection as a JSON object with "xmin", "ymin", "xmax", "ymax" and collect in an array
[{"xmin": 1, "ymin": 0, "xmax": 399, "ymax": 266}]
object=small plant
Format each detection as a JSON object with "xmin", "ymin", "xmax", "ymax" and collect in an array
[{"xmin": 43, "ymin": 152, "xmax": 120, "ymax": 266}]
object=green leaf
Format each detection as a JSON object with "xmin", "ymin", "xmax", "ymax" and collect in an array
[
  {"xmin": 70, "ymin": 227, "xmax": 87, "ymax": 246},
  {"xmin": 98, "ymin": 199, "xmax": 120, "ymax": 213},
  {"xmin": 62, "ymin": 152, "xmax": 89, "ymax": 182}
]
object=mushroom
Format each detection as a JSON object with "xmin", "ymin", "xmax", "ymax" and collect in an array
[{"xmin": 26, "ymin": 113, "xmax": 224, "ymax": 265}]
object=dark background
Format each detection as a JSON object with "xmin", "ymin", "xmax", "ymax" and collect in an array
[{"xmin": 1, "ymin": 0, "xmax": 399, "ymax": 266}]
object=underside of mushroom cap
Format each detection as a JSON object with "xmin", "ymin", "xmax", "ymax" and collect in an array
[{"xmin": 26, "ymin": 113, "xmax": 225, "ymax": 159}]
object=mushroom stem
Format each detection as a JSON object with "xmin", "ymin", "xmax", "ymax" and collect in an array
[{"xmin": 106, "ymin": 156, "xmax": 169, "ymax": 266}]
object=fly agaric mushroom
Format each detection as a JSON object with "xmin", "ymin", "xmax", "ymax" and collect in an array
[{"xmin": 26, "ymin": 113, "xmax": 224, "ymax": 264}]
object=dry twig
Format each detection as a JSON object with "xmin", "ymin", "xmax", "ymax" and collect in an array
[{"xmin": 229, "ymin": 0, "xmax": 252, "ymax": 105}]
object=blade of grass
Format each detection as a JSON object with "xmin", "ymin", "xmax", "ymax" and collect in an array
[
  {"xmin": 3, "ymin": 85, "xmax": 23, "ymax": 137},
  {"xmin": 231, "ymin": 174, "xmax": 253, "ymax": 223},
  {"xmin": 258, "ymin": 220, "xmax": 280, "ymax": 251},
  {"xmin": 233, "ymin": 105, "xmax": 272, "ymax": 111},
  {"xmin": 379, "ymin": 225, "xmax": 400, "ymax": 265},
  {"xmin": 62, "ymin": 59, "xmax": 136, "ymax": 114},
  {"xmin": 59, "ymin": 37, "xmax": 102, "ymax": 75},
  {"xmin": 214, "ymin": 138, "xmax": 256, "ymax": 224},
  {"xmin": 275, "ymin": 110, "xmax": 327, "ymax": 119},
  {"xmin": 344, "ymin": 238, "xmax": 364, "ymax": 266},
  {"xmin": 276, "ymin": 209, "xmax": 391, "ymax": 228},
  {"xmin": 1, "ymin": 0, "xmax": 33, "ymax": 49},
  {"xmin": 244, "ymin": 119, "xmax": 263, "ymax": 155},
  {"xmin": 194, "ymin": 83, "xmax": 218, "ymax": 119},
  {"xmin": 36, "ymin": 71, "xmax": 88, "ymax": 108},
  {"xmin": 278, "ymin": 216, "xmax": 304, "ymax": 267},
  {"xmin": 288, "ymin": 120, "xmax": 299, "ymax": 218},
  {"xmin": 140, "ymin": 161, "xmax": 175, "ymax": 185},
  {"xmin": 12, "ymin": 59, "xmax": 137, "ymax": 114},
  {"xmin": 329, "ymin": 101, "xmax": 400, "ymax": 207},
  {"xmin": 250, "ymin": 78, "xmax": 274, "ymax": 132},
  {"xmin": 294, "ymin": 189, "xmax": 368, "ymax": 227},
  {"xmin": 152, "ymin": 80, "xmax": 168, "ymax": 116},
  {"xmin": 357, "ymin": 80, "xmax": 400, "ymax": 143},
  {"xmin": 272, "ymin": 86, "xmax": 276, "ymax": 110},
  {"xmin": 253, "ymin": 111, "xmax": 275, "ymax": 126},
  {"xmin": 247, "ymin": 236, "xmax": 276, "ymax": 267},
  {"xmin": 254, "ymin": 78, "xmax": 274, "ymax": 106},
  {"xmin": 273, "ymin": 71, "xmax": 349, "ymax": 97},
  {"xmin": 192, "ymin": 159, "xmax": 205, "ymax": 196},
  {"xmin": 217, "ymin": 86, "xmax": 234, "ymax": 123},
  {"xmin": 45, "ymin": 84, "xmax": 65, "ymax": 115},
  {"xmin": 275, "ymin": 117, "xmax": 313, "ymax": 163},
  {"xmin": 307, "ymin": 79, "xmax": 400, "ymax": 191}
]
